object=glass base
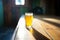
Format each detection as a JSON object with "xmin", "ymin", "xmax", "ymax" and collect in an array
[{"xmin": 26, "ymin": 26, "xmax": 32, "ymax": 30}]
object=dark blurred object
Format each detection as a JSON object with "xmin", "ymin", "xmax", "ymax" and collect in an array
[
  {"xmin": 33, "ymin": 7, "xmax": 43, "ymax": 15},
  {"xmin": 55, "ymin": 0, "xmax": 60, "ymax": 16}
]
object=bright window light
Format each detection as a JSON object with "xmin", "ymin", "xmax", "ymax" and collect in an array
[{"xmin": 15, "ymin": 0, "xmax": 25, "ymax": 5}]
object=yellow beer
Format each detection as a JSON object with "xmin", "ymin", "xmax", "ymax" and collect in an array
[{"xmin": 25, "ymin": 13, "xmax": 33, "ymax": 28}]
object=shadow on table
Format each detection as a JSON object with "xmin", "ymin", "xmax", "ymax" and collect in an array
[{"xmin": 27, "ymin": 28, "xmax": 50, "ymax": 40}]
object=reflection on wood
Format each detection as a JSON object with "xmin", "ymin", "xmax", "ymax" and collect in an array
[{"xmin": 34, "ymin": 15, "xmax": 60, "ymax": 40}]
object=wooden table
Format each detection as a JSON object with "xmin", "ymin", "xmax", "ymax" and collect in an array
[{"xmin": 11, "ymin": 16, "xmax": 53, "ymax": 40}]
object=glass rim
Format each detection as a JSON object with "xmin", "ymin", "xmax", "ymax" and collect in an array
[{"xmin": 25, "ymin": 13, "xmax": 33, "ymax": 15}]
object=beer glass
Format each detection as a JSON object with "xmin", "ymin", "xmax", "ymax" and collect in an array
[{"xmin": 25, "ymin": 13, "xmax": 33, "ymax": 29}]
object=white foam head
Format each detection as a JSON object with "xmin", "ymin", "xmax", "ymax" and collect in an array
[{"xmin": 25, "ymin": 13, "xmax": 33, "ymax": 16}]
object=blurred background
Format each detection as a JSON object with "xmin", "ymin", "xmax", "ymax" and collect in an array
[{"xmin": 0, "ymin": 0, "xmax": 60, "ymax": 40}]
